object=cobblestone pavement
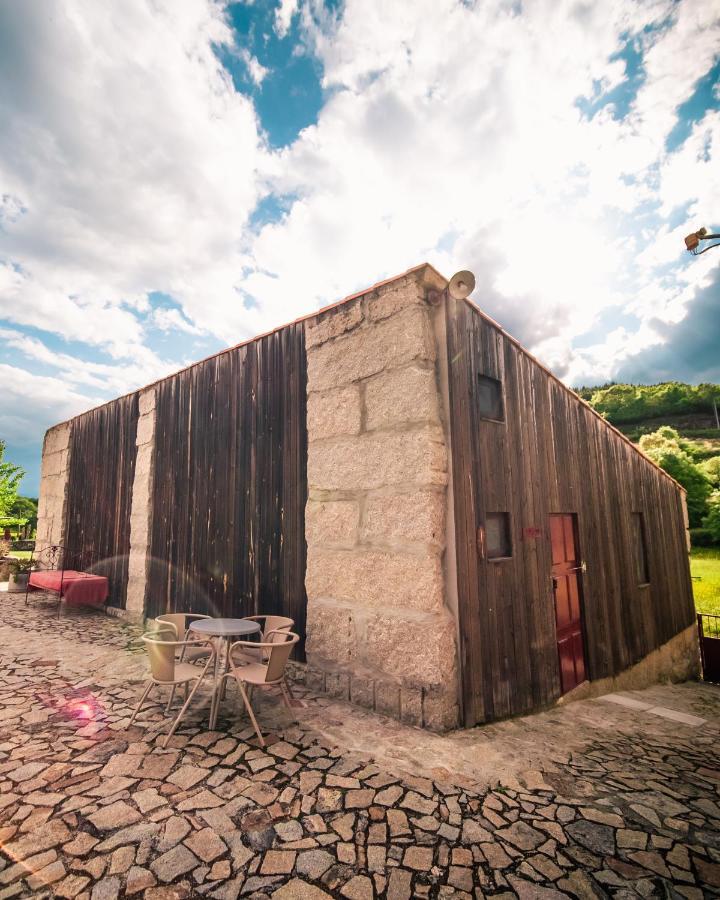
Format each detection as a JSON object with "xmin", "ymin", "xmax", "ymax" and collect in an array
[{"xmin": 1, "ymin": 594, "xmax": 720, "ymax": 899}]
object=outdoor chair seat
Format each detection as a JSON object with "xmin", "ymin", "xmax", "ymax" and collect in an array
[
  {"xmin": 230, "ymin": 616, "xmax": 295, "ymax": 700},
  {"xmin": 129, "ymin": 630, "xmax": 216, "ymax": 748},
  {"xmin": 161, "ymin": 661, "xmax": 208, "ymax": 684},
  {"xmin": 227, "ymin": 661, "xmax": 266, "ymax": 683},
  {"xmin": 210, "ymin": 630, "xmax": 299, "ymax": 747}
]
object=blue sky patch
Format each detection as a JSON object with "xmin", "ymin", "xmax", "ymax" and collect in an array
[
  {"xmin": 666, "ymin": 58, "xmax": 720, "ymax": 152},
  {"xmin": 576, "ymin": 35, "xmax": 645, "ymax": 122},
  {"xmin": 220, "ymin": 1, "xmax": 325, "ymax": 148}
]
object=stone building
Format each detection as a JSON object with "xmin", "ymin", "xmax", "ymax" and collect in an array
[{"xmin": 35, "ymin": 264, "xmax": 699, "ymax": 730}]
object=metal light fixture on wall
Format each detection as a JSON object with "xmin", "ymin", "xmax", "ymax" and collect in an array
[
  {"xmin": 684, "ymin": 226, "xmax": 720, "ymax": 255},
  {"xmin": 448, "ymin": 270, "xmax": 476, "ymax": 299}
]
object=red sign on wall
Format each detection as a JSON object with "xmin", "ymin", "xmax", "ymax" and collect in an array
[{"xmin": 522, "ymin": 526, "xmax": 543, "ymax": 540}]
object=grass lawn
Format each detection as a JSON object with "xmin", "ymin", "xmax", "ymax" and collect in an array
[
  {"xmin": 691, "ymin": 546, "xmax": 720, "ymax": 617},
  {"xmin": 6, "ymin": 550, "xmax": 31, "ymax": 559}
]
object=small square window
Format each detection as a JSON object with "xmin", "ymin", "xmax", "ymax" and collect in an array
[
  {"xmin": 632, "ymin": 512, "xmax": 650, "ymax": 584},
  {"xmin": 477, "ymin": 374, "xmax": 504, "ymax": 421},
  {"xmin": 486, "ymin": 512, "xmax": 512, "ymax": 559}
]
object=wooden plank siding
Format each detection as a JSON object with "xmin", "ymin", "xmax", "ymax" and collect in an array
[
  {"xmin": 146, "ymin": 323, "xmax": 308, "ymax": 658},
  {"xmin": 64, "ymin": 393, "xmax": 139, "ymax": 609},
  {"xmin": 446, "ymin": 295, "xmax": 695, "ymax": 726}
]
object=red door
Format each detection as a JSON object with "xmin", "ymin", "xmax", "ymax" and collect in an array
[{"xmin": 550, "ymin": 514, "xmax": 587, "ymax": 694}]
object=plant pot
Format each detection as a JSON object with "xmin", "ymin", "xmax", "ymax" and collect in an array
[{"xmin": 7, "ymin": 572, "xmax": 28, "ymax": 593}]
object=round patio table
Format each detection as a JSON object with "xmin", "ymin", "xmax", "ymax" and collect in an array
[{"xmin": 188, "ymin": 618, "xmax": 261, "ymax": 713}]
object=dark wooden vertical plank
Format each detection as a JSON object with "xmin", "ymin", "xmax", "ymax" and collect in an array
[
  {"xmin": 145, "ymin": 323, "xmax": 308, "ymax": 656},
  {"xmin": 64, "ymin": 393, "xmax": 138, "ymax": 609}
]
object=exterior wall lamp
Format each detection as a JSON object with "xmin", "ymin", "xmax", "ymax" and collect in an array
[{"xmin": 684, "ymin": 226, "xmax": 720, "ymax": 255}]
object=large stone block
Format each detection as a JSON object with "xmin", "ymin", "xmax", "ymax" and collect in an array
[
  {"xmin": 128, "ymin": 551, "xmax": 148, "ymax": 581},
  {"xmin": 306, "ymin": 548, "xmax": 443, "ymax": 612},
  {"xmin": 305, "ymin": 600, "xmax": 357, "ymax": 666},
  {"xmin": 307, "ymin": 385, "xmax": 361, "ymax": 440},
  {"xmin": 366, "ymin": 275, "xmax": 426, "ymax": 323},
  {"xmin": 306, "ymin": 499, "xmax": 359, "ymax": 548},
  {"xmin": 365, "ymin": 365, "xmax": 440, "ymax": 431},
  {"xmin": 325, "ymin": 671, "xmax": 350, "ymax": 700},
  {"xmin": 308, "ymin": 427, "xmax": 447, "ymax": 492},
  {"xmin": 43, "ymin": 423, "xmax": 70, "ymax": 456},
  {"xmin": 136, "ymin": 413, "xmax": 155, "ymax": 447},
  {"xmin": 131, "ymin": 467, "xmax": 152, "ymax": 501},
  {"xmin": 361, "ymin": 610, "xmax": 457, "ymax": 685},
  {"xmin": 125, "ymin": 576, "xmax": 146, "ymax": 616},
  {"xmin": 362, "ymin": 490, "xmax": 445, "ymax": 549},
  {"xmin": 374, "ymin": 680, "xmax": 401, "ymax": 718},
  {"xmin": 350, "ymin": 675, "xmax": 375, "ymax": 709},
  {"xmin": 400, "ymin": 686, "xmax": 423, "ymax": 727},
  {"xmin": 306, "ymin": 668, "xmax": 326, "ymax": 693},
  {"xmin": 134, "ymin": 445, "xmax": 153, "ymax": 478},
  {"xmin": 38, "ymin": 471, "xmax": 62, "ymax": 493},
  {"xmin": 306, "ymin": 307, "xmax": 435, "ymax": 392},
  {"xmin": 41, "ymin": 452, "xmax": 66, "ymax": 478},
  {"xmin": 138, "ymin": 387, "xmax": 156, "ymax": 417},
  {"xmin": 423, "ymin": 686, "xmax": 459, "ymax": 732},
  {"xmin": 305, "ymin": 299, "xmax": 364, "ymax": 349},
  {"xmin": 129, "ymin": 512, "xmax": 149, "ymax": 543}
]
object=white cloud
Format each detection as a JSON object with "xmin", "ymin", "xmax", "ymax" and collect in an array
[
  {"xmin": 0, "ymin": 362, "xmax": 105, "ymax": 445},
  {"xmin": 0, "ymin": 328, "xmax": 175, "ymax": 394},
  {"xmin": 274, "ymin": 0, "xmax": 298, "ymax": 39},
  {"xmin": 0, "ymin": 0, "xmax": 264, "ymax": 360},
  {"xmin": 1, "ymin": 0, "xmax": 719, "ymax": 484},
  {"xmin": 239, "ymin": 48, "xmax": 270, "ymax": 86},
  {"xmin": 151, "ymin": 307, "xmax": 205, "ymax": 336},
  {"xmin": 243, "ymin": 0, "xmax": 720, "ymax": 370}
]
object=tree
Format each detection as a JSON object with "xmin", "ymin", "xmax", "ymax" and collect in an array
[
  {"xmin": 639, "ymin": 427, "xmax": 713, "ymax": 527},
  {"xmin": 7, "ymin": 495, "xmax": 38, "ymax": 536},
  {"xmin": 700, "ymin": 456, "xmax": 720, "ymax": 486},
  {"xmin": 697, "ymin": 383, "xmax": 720, "ymax": 429},
  {"xmin": 703, "ymin": 491, "xmax": 720, "ymax": 543},
  {"xmin": 8, "ymin": 495, "xmax": 37, "ymax": 520},
  {"xmin": 0, "ymin": 442, "xmax": 24, "ymax": 517}
]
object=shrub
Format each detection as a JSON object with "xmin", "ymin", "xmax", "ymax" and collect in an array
[
  {"xmin": 700, "ymin": 456, "xmax": 720, "ymax": 485},
  {"xmin": 690, "ymin": 527, "xmax": 718, "ymax": 547},
  {"xmin": 639, "ymin": 428, "xmax": 714, "ymax": 526},
  {"xmin": 8, "ymin": 557, "xmax": 36, "ymax": 574},
  {"xmin": 702, "ymin": 491, "xmax": 720, "ymax": 544}
]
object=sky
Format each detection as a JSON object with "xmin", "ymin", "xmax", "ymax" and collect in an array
[{"xmin": 0, "ymin": 0, "xmax": 719, "ymax": 496}]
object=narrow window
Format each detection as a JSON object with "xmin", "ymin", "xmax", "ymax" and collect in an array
[
  {"xmin": 477, "ymin": 374, "xmax": 504, "ymax": 422},
  {"xmin": 632, "ymin": 512, "xmax": 650, "ymax": 585},
  {"xmin": 486, "ymin": 512, "xmax": 512, "ymax": 560}
]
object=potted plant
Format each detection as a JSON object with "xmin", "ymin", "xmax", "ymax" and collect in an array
[{"xmin": 7, "ymin": 557, "xmax": 35, "ymax": 592}]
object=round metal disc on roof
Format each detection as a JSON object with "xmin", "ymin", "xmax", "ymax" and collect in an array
[{"xmin": 448, "ymin": 270, "xmax": 475, "ymax": 300}]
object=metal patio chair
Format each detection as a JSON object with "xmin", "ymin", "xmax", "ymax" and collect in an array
[
  {"xmin": 232, "ymin": 615, "xmax": 295, "ymax": 698},
  {"xmin": 129, "ymin": 629, "xmax": 216, "ymax": 748},
  {"xmin": 210, "ymin": 630, "xmax": 300, "ymax": 747},
  {"xmin": 155, "ymin": 613, "xmax": 214, "ymax": 712},
  {"xmin": 155, "ymin": 612, "xmax": 213, "ymax": 661}
]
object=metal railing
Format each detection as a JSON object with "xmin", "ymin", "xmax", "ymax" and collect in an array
[{"xmin": 698, "ymin": 612, "xmax": 720, "ymax": 639}]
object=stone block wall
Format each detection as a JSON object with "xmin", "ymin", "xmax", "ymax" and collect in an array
[
  {"xmin": 125, "ymin": 387, "xmax": 156, "ymax": 622},
  {"xmin": 34, "ymin": 422, "xmax": 71, "ymax": 562},
  {"xmin": 303, "ymin": 267, "xmax": 460, "ymax": 730}
]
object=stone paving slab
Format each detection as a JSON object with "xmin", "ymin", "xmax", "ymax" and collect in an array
[
  {"xmin": 644, "ymin": 707, "xmax": 707, "ymax": 727},
  {"xmin": 1, "ymin": 593, "xmax": 720, "ymax": 899}
]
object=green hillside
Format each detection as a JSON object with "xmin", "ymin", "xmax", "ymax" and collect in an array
[{"xmin": 575, "ymin": 382, "xmax": 720, "ymax": 549}]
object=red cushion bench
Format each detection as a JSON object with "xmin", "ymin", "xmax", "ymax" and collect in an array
[{"xmin": 28, "ymin": 569, "xmax": 109, "ymax": 607}]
